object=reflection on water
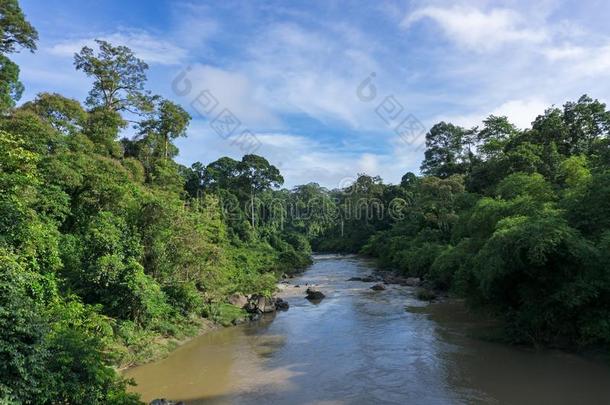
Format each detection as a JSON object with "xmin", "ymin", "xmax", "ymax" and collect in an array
[{"xmin": 125, "ymin": 256, "xmax": 610, "ymax": 404}]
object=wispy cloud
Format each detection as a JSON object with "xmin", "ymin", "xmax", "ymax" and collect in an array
[
  {"xmin": 402, "ymin": 6, "xmax": 548, "ymax": 52},
  {"xmin": 244, "ymin": 22, "xmax": 381, "ymax": 128},
  {"xmin": 179, "ymin": 64, "xmax": 281, "ymax": 128},
  {"xmin": 170, "ymin": 2, "xmax": 219, "ymax": 49},
  {"xmin": 174, "ymin": 21, "xmax": 391, "ymax": 131},
  {"xmin": 49, "ymin": 30, "xmax": 188, "ymax": 65}
]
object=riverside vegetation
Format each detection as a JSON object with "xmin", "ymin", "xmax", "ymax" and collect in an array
[{"xmin": 2, "ymin": 1, "xmax": 610, "ymax": 403}]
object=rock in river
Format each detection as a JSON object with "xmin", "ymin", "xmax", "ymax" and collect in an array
[
  {"xmin": 259, "ymin": 295, "xmax": 277, "ymax": 313},
  {"xmin": 275, "ymin": 297, "xmax": 290, "ymax": 310},
  {"xmin": 370, "ymin": 283, "xmax": 386, "ymax": 291},
  {"xmin": 306, "ymin": 287, "xmax": 325, "ymax": 300},
  {"xmin": 246, "ymin": 295, "xmax": 276, "ymax": 313}
]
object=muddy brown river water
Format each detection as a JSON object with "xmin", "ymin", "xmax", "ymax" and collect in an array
[{"xmin": 125, "ymin": 255, "xmax": 610, "ymax": 404}]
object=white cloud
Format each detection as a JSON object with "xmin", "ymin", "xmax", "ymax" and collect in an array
[
  {"xmin": 543, "ymin": 44, "xmax": 586, "ymax": 61},
  {"xmin": 432, "ymin": 97, "xmax": 550, "ymax": 130},
  {"xmin": 49, "ymin": 31, "xmax": 188, "ymax": 65},
  {"xmin": 174, "ymin": 22, "xmax": 391, "ymax": 132},
  {"xmin": 359, "ymin": 153, "xmax": 380, "ymax": 174},
  {"xmin": 557, "ymin": 43, "xmax": 610, "ymax": 78},
  {"xmin": 402, "ymin": 6, "xmax": 547, "ymax": 51},
  {"xmin": 243, "ymin": 23, "xmax": 382, "ymax": 129},
  {"xmin": 178, "ymin": 64, "xmax": 280, "ymax": 128},
  {"xmin": 170, "ymin": 3, "xmax": 219, "ymax": 49},
  {"xmin": 491, "ymin": 98, "xmax": 550, "ymax": 128}
]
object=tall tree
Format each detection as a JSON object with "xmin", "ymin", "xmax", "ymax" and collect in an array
[
  {"xmin": 562, "ymin": 95, "xmax": 610, "ymax": 155},
  {"xmin": 237, "ymin": 155, "xmax": 283, "ymax": 228},
  {"xmin": 0, "ymin": 0, "xmax": 38, "ymax": 54},
  {"xmin": 237, "ymin": 154, "xmax": 284, "ymax": 193},
  {"xmin": 477, "ymin": 115, "xmax": 518, "ymax": 160},
  {"xmin": 420, "ymin": 122, "xmax": 467, "ymax": 178},
  {"xmin": 202, "ymin": 157, "xmax": 240, "ymax": 191},
  {"xmin": 74, "ymin": 40, "xmax": 151, "ymax": 113},
  {"xmin": 138, "ymin": 98, "xmax": 191, "ymax": 159}
]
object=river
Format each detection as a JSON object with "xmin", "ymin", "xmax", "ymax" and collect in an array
[{"xmin": 125, "ymin": 255, "xmax": 610, "ymax": 404}]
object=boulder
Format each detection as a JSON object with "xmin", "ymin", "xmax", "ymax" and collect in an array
[
  {"xmin": 383, "ymin": 274, "xmax": 406, "ymax": 284},
  {"xmin": 305, "ymin": 287, "xmax": 325, "ymax": 300},
  {"xmin": 361, "ymin": 275, "xmax": 376, "ymax": 282},
  {"xmin": 275, "ymin": 297, "xmax": 289, "ymax": 311},
  {"xmin": 254, "ymin": 295, "xmax": 276, "ymax": 313},
  {"xmin": 347, "ymin": 277, "xmax": 364, "ymax": 281},
  {"xmin": 244, "ymin": 300, "xmax": 259, "ymax": 314},
  {"xmin": 227, "ymin": 293, "xmax": 248, "ymax": 308},
  {"xmin": 370, "ymin": 283, "xmax": 386, "ymax": 291},
  {"xmin": 244, "ymin": 295, "xmax": 268, "ymax": 313},
  {"xmin": 245, "ymin": 295, "xmax": 291, "ymax": 313}
]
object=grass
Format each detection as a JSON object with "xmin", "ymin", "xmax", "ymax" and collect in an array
[
  {"xmin": 113, "ymin": 317, "xmax": 211, "ymax": 369},
  {"xmin": 203, "ymin": 303, "xmax": 248, "ymax": 327}
]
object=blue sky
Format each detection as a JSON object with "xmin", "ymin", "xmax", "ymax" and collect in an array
[{"xmin": 13, "ymin": 0, "xmax": 610, "ymax": 188}]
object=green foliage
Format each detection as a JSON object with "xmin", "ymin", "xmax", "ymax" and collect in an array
[
  {"xmin": 0, "ymin": 0, "xmax": 38, "ymax": 54},
  {"xmin": 203, "ymin": 303, "xmax": 247, "ymax": 327},
  {"xmin": 0, "ymin": 249, "xmax": 140, "ymax": 404},
  {"xmin": 84, "ymin": 107, "xmax": 126, "ymax": 156},
  {"xmin": 277, "ymin": 249, "xmax": 313, "ymax": 273},
  {"xmin": 495, "ymin": 172, "xmax": 555, "ymax": 201},
  {"xmin": 420, "ymin": 122, "xmax": 471, "ymax": 177},
  {"xmin": 163, "ymin": 282, "xmax": 203, "ymax": 316},
  {"xmin": 0, "ymin": 250, "xmax": 50, "ymax": 402},
  {"xmin": 21, "ymin": 93, "xmax": 87, "ymax": 135},
  {"xmin": 137, "ymin": 99, "xmax": 191, "ymax": 159},
  {"xmin": 0, "ymin": 55, "xmax": 23, "ymax": 111}
]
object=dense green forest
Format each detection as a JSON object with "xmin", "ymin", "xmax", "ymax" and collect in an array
[{"xmin": 2, "ymin": 0, "xmax": 610, "ymax": 403}]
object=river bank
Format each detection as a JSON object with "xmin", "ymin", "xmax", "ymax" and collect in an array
[{"xmin": 117, "ymin": 258, "xmax": 315, "ymax": 372}]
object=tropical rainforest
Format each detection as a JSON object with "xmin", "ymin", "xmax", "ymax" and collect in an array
[{"xmin": 2, "ymin": 0, "xmax": 610, "ymax": 403}]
